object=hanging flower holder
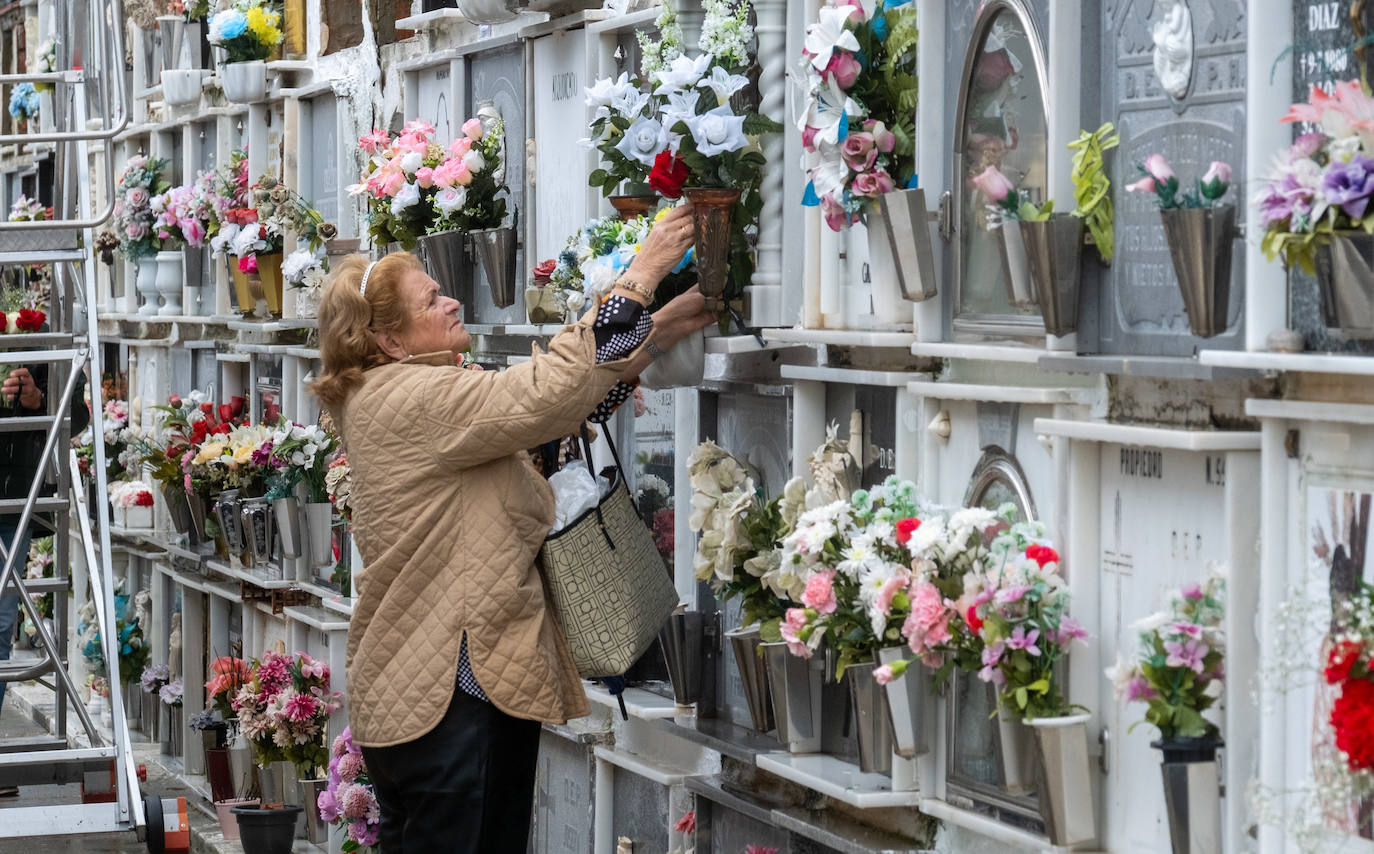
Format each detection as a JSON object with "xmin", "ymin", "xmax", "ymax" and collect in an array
[
  {"xmin": 609, "ymin": 194, "xmax": 658, "ymax": 222},
  {"xmin": 1028, "ymin": 713, "xmax": 1097, "ymax": 847},
  {"xmin": 998, "ymin": 221, "xmax": 1038, "ymax": 309},
  {"xmin": 253, "ymin": 252, "xmax": 285, "ymax": 316},
  {"xmin": 156, "ymin": 16, "xmax": 184, "ymax": 74},
  {"xmin": 161, "ymin": 69, "xmax": 204, "ymax": 106},
  {"xmin": 726, "ymin": 625, "xmax": 774, "ymax": 733},
  {"xmin": 303, "ymin": 502, "xmax": 334, "ymax": 570},
  {"xmin": 271, "ymin": 497, "xmax": 302, "ymax": 559},
  {"xmin": 469, "ymin": 214, "xmax": 519, "ymax": 309},
  {"xmin": 872, "ymin": 188, "xmax": 939, "ymax": 302},
  {"xmin": 216, "ymin": 490, "xmax": 245, "ymax": 556},
  {"xmin": 875, "ymin": 646, "xmax": 928, "ymax": 759},
  {"xmin": 683, "ymin": 187, "xmax": 742, "ymax": 311},
  {"xmin": 1019, "ymin": 213, "xmax": 1085, "ymax": 337},
  {"xmin": 240, "ymin": 497, "xmax": 275, "ymax": 570},
  {"xmin": 300, "ymin": 778, "xmax": 329, "ymax": 843},
  {"xmin": 1154, "ymin": 737, "xmax": 1223, "ymax": 854},
  {"xmin": 185, "ymin": 20, "xmax": 206, "ymax": 70},
  {"xmin": 163, "ymin": 485, "xmax": 193, "ymax": 536},
  {"xmin": 659, "ymin": 611, "xmax": 711, "ymax": 707},
  {"xmin": 416, "ymin": 229, "xmax": 467, "ymax": 302},
  {"xmin": 761, "ymin": 642, "xmax": 823, "ymax": 753},
  {"xmin": 1313, "ymin": 231, "xmax": 1374, "ymax": 338},
  {"xmin": 996, "ymin": 704, "xmax": 1036, "ymax": 795},
  {"xmin": 846, "ymin": 661, "xmax": 893, "ymax": 774},
  {"xmin": 220, "ymin": 60, "xmax": 268, "ymax": 103},
  {"xmin": 1160, "ymin": 204, "xmax": 1236, "ymax": 339}
]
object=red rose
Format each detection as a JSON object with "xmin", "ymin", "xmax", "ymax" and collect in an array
[
  {"xmin": 168, "ymin": 394, "xmax": 182, "ymax": 407},
  {"xmin": 648, "ymin": 151, "xmax": 690, "ymax": 199},
  {"xmin": 1328, "ymin": 640, "xmax": 1365, "ymax": 685},
  {"xmin": 134, "ymin": 491, "xmax": 154, "ymax": 507},
  {"xmin": 1332, "ymin": 677, "xmax": 1374, "ymax": 771},
  {"xmin": 229, "ymin": 396, "xmax": 245, "ymax": 416},
  {"xmin": 965, "ymin": 606, "xmax": 983, "ymax": 634},
  {"xmin": 190, "ymin": 421, "xmax": 209, "ymax": 443},
  {"xmin": 199, "ymin": 402, "xmax": 214, "ymax": 415},
  {"xmin": 218, "ymin": 404, "xmax": 234, "ymax": 422},
  {"xmin": 15, "ymin": 308, "xmax": 45, "ymax": 332},
  {"xmin": 895, "ymin": 517, "xmax": 921, "ymax": 545},
  {"xmin": 532, "ymin": 258, "xmax": 557, "ymax": 285},
  {"xmin": 213, "ymin": 423, "xmax": 232, "ymax": 435}
]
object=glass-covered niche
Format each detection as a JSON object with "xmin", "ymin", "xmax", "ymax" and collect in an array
[
  {"xmin": 954, "ymin": 0, "xmax": 1049, "ymax": 332},
  {"xmin": 947, "ymin": 447, "xmax": 1043, "ymax": 828}
]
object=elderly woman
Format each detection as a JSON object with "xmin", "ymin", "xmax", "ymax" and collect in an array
[{"xmin": 313, "ymin": 204, "xmax": 710, "ymax": 853}]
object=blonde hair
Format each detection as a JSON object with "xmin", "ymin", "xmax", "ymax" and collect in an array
[{"xmin": 311, "ymin": 252, "xmax": 423, "ymax": 408}]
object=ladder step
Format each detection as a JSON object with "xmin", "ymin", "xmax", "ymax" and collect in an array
[
  {"xmin": 0, "ymin": 803, "xmax": 128, "ymax": 838},
  {"xmin": 0, "ymin": 746, "xmax": 115, "ymax": 766},
  {"xmin": 0, "ymin": 349, "xmax": 83, "ymax": 364},
  {"xmin": 0, "ymin": 735, "xmax": 68, "ymax": 754},
  {"xmin": 0, "ymin": 497, "xmax": 68, "ymax": 513},
  {"xmin": 0, "ymin": 250, "xmax": 87, "ymax": 265},
  {"xmin": 0, "ymin": 415, "xmax": 69, "ymax": 432},
  {"xmin": 0, "ymin": 229, "xmax": 82, "ymax": 250},
  {"xmin": 2, "ymin": 333, "xmax": 75, "ymax": 348},
  {"xmin": 0, "ymin": 577, "xmax": 68, "ymax": 594}
]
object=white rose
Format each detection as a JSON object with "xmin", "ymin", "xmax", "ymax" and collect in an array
[
  {"xmin": 462, "ymin": 150, "xmax": 486, "ymax": 173},
  {"xmin": 434, "ymin": 186, "xmax": 466, "ymax": 214},
  {"xmin": 390, "ymin": 182, "xmax": 421, "ymax": 217},
  {"xmin": 564, "ymin": 291, "xmax": 586, "ymax": 313},
  {"xmin": 400, "ymin": 151, "xmax": 424, "ymax": 174}
]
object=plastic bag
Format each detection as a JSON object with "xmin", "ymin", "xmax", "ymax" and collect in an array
[{"xmin": 547, "ymin": 460, "xmax": 600, "ymax": 533}]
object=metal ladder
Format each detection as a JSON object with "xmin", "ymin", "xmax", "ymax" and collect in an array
[{"xmin": 0, "ymin": 0, "xmax": 145, "ymax": 838}]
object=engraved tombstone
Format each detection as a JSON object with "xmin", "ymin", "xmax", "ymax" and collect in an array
[
  {"xmin": 1098, "ymin": 0, "xmax": 1248, "ymax": 354},
  {"xmin": 302, "ymin": 95, "xmax": 340, "ymax": 231},
  {"xmin": 412, "ymin": 60, "xmax": 457, "ymax": 145},
  {"xmin": 465, "ymin": 44, "xmax": 527, "ymax": 325},
  {"xmin": 532, "ymin": 28, "xmax": 592, "ymax": 267}
]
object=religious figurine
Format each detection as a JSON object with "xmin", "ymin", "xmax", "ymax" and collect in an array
[
  {"xmin": 477, "ymin": 99, "xmax": 507, "ymax": 187},
  {"xmin": 1151, "ymin": 0, "xmax": 1194, "ymax": 101},
  {"xmin": 167, "ymin": 612, "xmax": 182, "ymax": 679}
]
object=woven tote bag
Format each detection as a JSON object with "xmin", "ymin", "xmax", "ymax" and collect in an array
[{"xmin": 538, "ymin": 429, "xmax": 679, "ymax": 678}]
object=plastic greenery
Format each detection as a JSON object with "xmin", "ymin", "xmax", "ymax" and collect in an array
[
  {"xmin": 1068, "ymin": 122, "xmax": 1120, "ymax": 264},
  {"xmin": 113, "ymin": 155, "xmax": 172, "ymax": 260}
]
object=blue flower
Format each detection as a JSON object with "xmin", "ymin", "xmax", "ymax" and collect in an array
[
  {"xmin": 209, "ymin": 9, "xmax": 248, "ymax": 43},
  {"xmin": 8, "ymin": 83, "xmax": 38, "ymax": 120},
  {"xmin": 871, "ymin": 14, "xmax": 888, "ymax": 42},
  {"xmin": 672, "ymin": 247, "xmax": 695, "ymax": 274},
  {"xmin": 802, "ymin": 181, "xmax": 821, "ymax": 207}
]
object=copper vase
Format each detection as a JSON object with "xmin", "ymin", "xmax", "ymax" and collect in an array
[
  {"xmin": 608, "ymin": 194, "xmax": 658, "ymax": 222},
  {"xmin": 683, "ymin": 187, "xmax": 741, "ymax": 309}
]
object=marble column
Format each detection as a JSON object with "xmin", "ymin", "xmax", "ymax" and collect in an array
[{"xmin": 749, "ymin": 0, "xmax": 785, "ymax": 327}]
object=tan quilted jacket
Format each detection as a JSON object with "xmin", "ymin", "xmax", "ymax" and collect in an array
[{"xmin": 339, "ymin": 311, "xmax": 641, "ymax": 747}]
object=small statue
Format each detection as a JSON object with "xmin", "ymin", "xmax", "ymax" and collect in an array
[
  {"xmin": 1151, "ymin": 0, "xmax": 1194, "ymax": 101},
  {"xmin": 167, "ymin": 612, "xmax": 182, "ymax": 679}
]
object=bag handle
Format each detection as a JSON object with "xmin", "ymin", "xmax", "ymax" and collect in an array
[{"xmin": 578, "ymin": 424, "xmax": 617, "ymax": 551}]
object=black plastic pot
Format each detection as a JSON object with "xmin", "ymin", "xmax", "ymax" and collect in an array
[
  {"xmin": 1151, "ymin": 735, "xmax": 1222, "ymax": 764},
  {"xmin": 231, "ymin": 804, "xmax": 303, "ymax": 854}
]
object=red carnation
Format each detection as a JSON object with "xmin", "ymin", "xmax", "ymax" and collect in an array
[
  {"xmin": 1328, "ymin": 640, "xmax": 1365, "ymax": 685},
  {"xmin": 1332, "ymin": 677, "xmax": 1374, "ymax": 771},
  {"xmin": 134, "ymin": 491, "xmax": 154, "ymax": 507},
  {"xmin": 648, "ymin": 151, "xmax": 690, "ymax": 199},
  {"xmin": 895, "ymin": 517, "xmax": 921, "ymax": 545},
  {"xmin": 1026, "ymin": 544, "xmax": 1060, "ymax": 568},
  {"xmin": 15, "ymin": 308, "xmax": 45, "ymax": 332},
  {"xmin": 965, "ymin": 606, "xmax": 984, "ymax": 634}
]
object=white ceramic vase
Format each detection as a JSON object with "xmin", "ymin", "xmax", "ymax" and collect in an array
[
  {"xmin": 135, "ymin": 257, "xmax": 160, "ymax": 316},
  {"xmin": 155, "ymin": 250, "xmax": 184, "ymax": 316},
  {"xmin": 160, "ymin": 68, "xmax": 203, "ymax": 106},
  {"xmin": 220, "ymin": 60, "xmax": 266, "ymax": 103}
]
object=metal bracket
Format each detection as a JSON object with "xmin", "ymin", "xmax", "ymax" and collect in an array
[
  {"xmin": 937, "ymin": 190, "xmax": 954, "ymax": 243},
  {"xmin": 1098, "ymin": 726, "xmax": 1110, "ymax": 775}
]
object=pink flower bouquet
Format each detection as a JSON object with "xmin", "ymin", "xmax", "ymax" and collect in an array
[
  {"xmin": 317, "ymin": 727, "xmax": 380, "ymax": 852},
  {"xmin": 233, "ymin": 650, "xmax": 342, "ymax": 777},
  {"xmin": 1126, "ymin": 152, "xmax": 1231, "ymax": 211}
]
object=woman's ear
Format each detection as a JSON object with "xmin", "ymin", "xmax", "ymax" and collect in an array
[{"xmin": 373, "ymin": 330, "xmax": 407, "ymax": 361}]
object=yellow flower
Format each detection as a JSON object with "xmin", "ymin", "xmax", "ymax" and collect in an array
[
  {"xmin": 654, "ymin": 206, "xmax": 672, "ymax": 223},
  {"xmin": 245, "ymin": 7, "xmax": 283, "ymax": 45},
  {"xmin": 193, "ymin": 442, "xmax": 226, "ymax": 465},
  {"xmin": 232, "ymin": 445, "xmax": 254, "ymax": 465}
]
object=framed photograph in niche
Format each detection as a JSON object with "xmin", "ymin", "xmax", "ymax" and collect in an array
[{"xmin": 952, "ymin": 0, "xmax": 1049, "ymax": 337}]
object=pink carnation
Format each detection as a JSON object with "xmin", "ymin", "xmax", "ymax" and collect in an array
[
  {"xmin": 283, "ymin": 691, "xmax": 322, "ymax": 723},
  {"xmin": 780, "ymin": 608, "xmax": 813, "ymax": 658},
  {"xmin": 801, "ymin": 570, "xmax": 837, "ymax": 614}
]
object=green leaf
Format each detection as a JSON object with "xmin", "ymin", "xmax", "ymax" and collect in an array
[{"xmin": 589, "ymin": 168, "xmax": 609, "ymax": 187}]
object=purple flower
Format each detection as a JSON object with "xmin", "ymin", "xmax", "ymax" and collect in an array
[
  {"xmin": 1290, "ymin": 132, "xmax": 1327, "ymax": 161},
  {"xmin": 350, "ymin": 819, "xmax": 379, "ymax": 847},
  {"xmin": 1321, "ymin": 156, "xmax": 1374, "ymax": 219},
  {"xmin": 1055, "ymin": 617, "xmax": 1088, "ymax": 646},
  {"xmin": 1171, "ymin": 621, "xmax": 1202, "ymax": 638},
  {"xmin": 317, "ymin": 787, "xmax": 342, "ymax": 823},
  {"xmin": 977, "ymin": 641, "xmax": 1006, "ymax": 685},
  {"xmin": 1164, "ymin": 638, "xmax": 1210, "ymax": 674},
  {"xmin": 250, "ymin": 441, "xmax": 274, "ymax": 467},
  {"xmin": 1180, "ymin": 583, "xmax": 1204, "ymax": 601},
  {"xmin": 993, "ymin": 584, "xmax": 1031, "ymax": 605},
  {"xmin": 1006, "ymin": 626, "xmax": 1041, "ymax": 656},
  {"xmin": 1126, "ymin": 675, "xmax": 1156, "ymax": 702}
]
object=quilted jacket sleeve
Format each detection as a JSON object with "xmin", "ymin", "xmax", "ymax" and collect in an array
[{"xmin": 421, "ymin": 311, "xmax": 642, "ymax": 469}]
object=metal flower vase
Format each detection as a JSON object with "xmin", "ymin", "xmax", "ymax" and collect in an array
[
  {"xmin": 272, "ymin": 497, "xmax": 303, "ymax": 559},
  {"xmin": 216, "ymin": 490, "xmax": 245, "ymax": 555},
  {"xmin": 1028, "ymin": 713, "xmax": 1096, "ymax": 847},
  {"xmin": 609, "ymin": 194, "xmax": 658, "ymax": 222},
  {"xmin": 470, "ymin": 222, "xmax": 518, "ymax": 308},
  {"xmin": 300, "ymin": 778, "xmax": 329, "ymax": 843},
  {"xmin": 725, "ymin": 626, "xmax": 774, "ymax": 732},
  {"xmin": 1154, "ymin": 737, "xmax": 1223, "ymax": 854},
  {"xmin": 760, "ymin": 642, "xmax": 823, "ymax": 753},
  {"xmin": 303, "ymin": 502, "xmax": 334, "ymax": 569},
  {"xmin": 875, "ymin": 647, "xmax": 928, "ymax": 758},
  {"xmin": 996, "ymin": 704, "xmax": 1036, "ymax": 795},
  {"xmin": 873, "ymin": 187, "xmax": 938, "ymax": 302},
  {"xmin": 1160, "ymin": 204, "xmax": 1236, "ymax": 338},
  {"xmin": 187, "ymin": 491, "xmax": 209, "ymax": 544},
  {"xmin": 162, "ymin": 485, "xmax": 192, "ymax": 535},
  {"xmin": 684, "ymin": 187, "xmax": 742, "ymax": 310},
  {"xmin": 156, "ymin": 16, "xmax": 184, "ymax": 73},
  {"xmin": 1313, "ymin": 231, "xmax": 1374, "ymax": 337},
  {"xmin": 240, "ymin": 497, "xmax": 275, "ymax": 570},
  {"xmin": 184, "ymin": 20, "xmax": 205, "ymax": 70},
  {"xmin": 122, "ymin": 682, "xmax": 142, "ymax": 729},
  {"xmin": 998, "ymin": 221, "xmax": 1037, "ymax": 308},
  {"xmin": 1019, "ymin": 213, "xmax": 1084, "ymax": 337},
  {"xmin": 659, "ymin": 611, "xmax": 708, "ymax": 706},
  {"xmin": 145, "ymin": 693, "xmax": 161, "ymax": 742},
  {"xmin": 846, "ymin": 661, "xmax": 893, "ymax": 774},
  {"xmin": 164, "ymin": 705, "xmax": 183, "ymax": 757},
  {"xmin": 417, "ymin": 229, "xmax": 467, "ymax": 302}
]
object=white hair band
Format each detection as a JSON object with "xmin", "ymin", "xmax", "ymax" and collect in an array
[{"xmin": 359, "ymin": 261, "xmax": 379, "ymax": 296}]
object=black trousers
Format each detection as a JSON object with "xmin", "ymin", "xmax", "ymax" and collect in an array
[{"xmin": 361, "ymin": 684, "xmax": 541, "ymax": 854}]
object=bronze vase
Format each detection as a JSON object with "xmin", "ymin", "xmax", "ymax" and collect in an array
[
  {"xmin": 683, "ymin": 187, "xmax": 741, "ymax": 310},
  {"xmin": 608, "ymin": 194, "xmax": 658, "ymax": 222}
]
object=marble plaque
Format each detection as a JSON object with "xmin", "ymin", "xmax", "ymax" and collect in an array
[
  {"xmin": 1099, "ymin": 0, "xmax": 1248, "ymax": 355},
  {"xmin": 529, "ymin": 732, "xmax": 595, "ymax": 854},
  {"xmin": 610, "ymin": 767, "xmax": 669, "ymax": 854},
  {"xmin": 413, "ymin": 61, "xmax": 457, "ymax": 143},
  {"xmin": 532, "ymin": 29, "xmax": 591, "ymax": 266},
  {"xmin": 302, "ymin": 95, "xmax": 340, "ymax": 226}
]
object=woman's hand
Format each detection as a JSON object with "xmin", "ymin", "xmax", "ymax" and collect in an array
[
  {"xmin": 621, "ymin": 204, "xmax": 695, "ymax": 289},
  {"xmin": 648, "ymin": 286, "xmax": 717, "ymax": 352},
  {"xmin": 3, "ymin": 368, "xmax": 41, "ymax": 410}
]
